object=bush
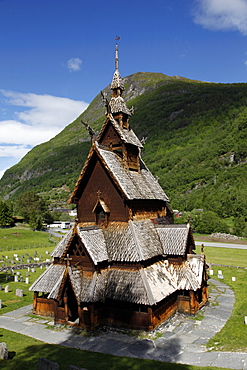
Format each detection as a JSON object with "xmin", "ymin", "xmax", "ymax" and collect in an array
[{"xmin": 175, "ymin": 209, "xmax": 229, "ymax": 234}]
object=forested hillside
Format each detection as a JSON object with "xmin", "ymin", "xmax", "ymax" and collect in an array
[{"xmin": 0, "ymin": 72, "xmax": 247, "ymax": 220}]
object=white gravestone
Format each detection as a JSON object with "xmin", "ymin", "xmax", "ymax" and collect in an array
[{"xmin": 4, "ymin": 286, "xmax": 9, "ymax": 293}]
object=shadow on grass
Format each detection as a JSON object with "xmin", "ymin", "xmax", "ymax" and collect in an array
[{"xmin": 0, "ymin": 336, "xmax": 190, "ymax": 370}]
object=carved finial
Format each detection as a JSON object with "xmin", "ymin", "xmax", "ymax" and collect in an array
[
  {"xmin": 81, "ymin": 120, "xmax": 95, "ymax": 141},
  {"xmin": 141, "ymin": 136, "xmax": 147, "ymax": 145},
  {"xmin": 129, "ymin": 106, "xmax": 135, "ymax": 115},
  {"xmin": 101, "ymin": 91, "xmax": 111, "ymax": 114}
]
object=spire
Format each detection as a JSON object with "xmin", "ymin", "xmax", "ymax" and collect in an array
[
  {"xmin": 111, "ymin": 39, "xmax": 124, "ymax": 92},
  {"xmin": 115, "ymin": 43, "xmax": 119, "ymax": 71}
]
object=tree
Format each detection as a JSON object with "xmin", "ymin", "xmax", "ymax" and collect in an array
[
  {"xmin": 233, "ymin": 217, "xmax": 246, "ymax": 237},
  {"xmin": 16, "ymin": 191, "xmax": 50, "ymax": 227},
  {"xmin": 0, "ymin": 201, "xmax": 14, "ymax": 227}
]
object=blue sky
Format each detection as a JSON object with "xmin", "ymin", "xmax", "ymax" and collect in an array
[{"xmin": 1, "ymin": 0, "xmax": 247, "ymax": 178}]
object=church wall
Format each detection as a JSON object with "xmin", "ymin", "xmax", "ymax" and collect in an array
[
  {"xmin": 33, "ymin": 297, "xmax": 55, "ymax": 317},
  {"xmin": 77, "ymin": 159, "xmax": 129, "ymax": 223},
  {"xmin": 128, "ymin": 199, "xmax": 168, "ymax": 220}
]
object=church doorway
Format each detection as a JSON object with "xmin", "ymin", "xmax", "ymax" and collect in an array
[{"xmin": 64, "ymin": 281, "xmax": 79, "ymax": 324}]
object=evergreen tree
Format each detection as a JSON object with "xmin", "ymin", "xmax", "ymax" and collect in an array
[
  {"xmin": 0, "ymin": 201, "xmax": 14, "ymax": 227},
  {"xmin": 16, "ymin": 191, "xmax": 49, "ymax": 226}
]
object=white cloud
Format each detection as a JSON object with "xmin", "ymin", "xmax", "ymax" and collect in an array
[
  {"xmin": 193, "ymin": 0, "xmax": 247, "ymax": 35},
  {"xmin": 67, "ymin": 57, "xmax": 82, "ymax": 72},
  {"xmin": 0, "ymin": 90, "xmax": 88, "ymax": 175},
  {"xmin": 0, "ymin": 144, "xmax": 30, "ymax": 157}
]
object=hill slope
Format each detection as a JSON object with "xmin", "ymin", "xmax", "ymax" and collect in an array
[{"xmin": 0, "ymin": 72, "xmax": 247, "ymax": 218}]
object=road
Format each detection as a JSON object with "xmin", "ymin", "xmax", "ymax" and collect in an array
[{"xmin": 195, "ymin": 241, "xmax": 247, "ymax": 250}]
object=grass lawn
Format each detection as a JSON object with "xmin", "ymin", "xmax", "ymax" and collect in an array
[
  {"xmin": 0, "ymin": 268, "xmax": 48, "ymax": 314},
  {"xmin": 0, "ymin": 225, "xmax": 58, "ymax": 252},
  {"xmin": 206, "ymin": 267, "xmax": 247, "ymax": 352},
  {"xmin": 0, "ymin": 328, "xmax": 232, "ymax": 370},
  {"xmin": 195, "ymin": 245, "xmax": 247, "ymax": 268}
]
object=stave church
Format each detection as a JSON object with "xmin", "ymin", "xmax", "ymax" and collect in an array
[{"xmin": 30, "ymin": 44, "xmax": 208, "ymax": 331}]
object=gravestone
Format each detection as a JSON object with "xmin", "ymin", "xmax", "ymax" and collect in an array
[
  {"xmin": 245, "ymin": 316, "xmax": 247, "ymax": 325},
  {"xmin": 16, "ymin": 271, "xmax": 20, "ymax": 276},
  {"xmin": 232, "ymin": 277, "xmax": 236, "ymax": 281},
  {"xmin": 26, "ymin": 272, "xmax": 29, "ymax": 277},
  {"xmin": 46, "ymin": 251, "xmax": 49, "ymax": 254},
  {"xmin": 0, "ymin": 299, "xmax": 2, "ymax": 309},
  {"xmin": 26, "ymin": 278, "xmax": 29, "ymax": 284},
  {"xmin": 37, "ymin": 357, "xmax": 59, "ymax": 370},
  {"xmin": 209, "ymin": 269, "xmax": 213, "ymax": 275},
  {"xmin": 67, "ymin": 366, "xmax": 87, "ymax": 370},
  {"xmin": 14, "ymin": 275, "xmax": 18, "ymax": 282},
  {"xmin": 16, "ymin": 289, "xmax": 23, "ymax": 297},
  {"xmin": 20, "ymin": 276, "xmax": 23, "ymax": 282},
  {"xmin": 218, "ymin": 270, "xmax": 222, "ymax": 275},
  {"xmin": 4, "ymin": 285, "xmax": 9, "ymax": 293},
  {"xmin": 5, "ymin": 256, "xmax": 8, "ymax": 259},
  {"xmin": 28, "ymin": 267, "xmax": 30, "ymax": 272},
  {"xmin": 0, "ymin": 342, "xmax": 8, "ymax": 360},
  {"xmin": 27, "ymin": 259, "xmax": 30, "ymax": 263},
  {"xmin": 218, "ymin": 273, "xmax": 224, "ymax": 279},
  {"xmin": 40, "ymin": 266, "xmax": 43, "ymax": 269},
  {"xmin": 31, "ymin": 268, "xmax": 35, "ymax": 273}
]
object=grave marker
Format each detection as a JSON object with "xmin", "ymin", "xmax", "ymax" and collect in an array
[
  {"xmin": 4, "ymin": 286, "xmax": 9, "ymax": 293},
  {"xmin": 26, "ymin": 278, "xmax": 29, "ymax": 284},
  {"xmin": 0, "ymin": 342, "xmax": 8, "ymax": 360},
  {"xmin": 14, "ymin": 275, "xmax": 18, "ymax": 282}
]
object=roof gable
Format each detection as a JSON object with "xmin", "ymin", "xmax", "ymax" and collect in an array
[
  {"xmin": 97, "ymin": 115, "xmax": 143, "ymax": 148},
  {"xmin": 70, "ymin": 142, "xmax": 169, "ymax": 203}
]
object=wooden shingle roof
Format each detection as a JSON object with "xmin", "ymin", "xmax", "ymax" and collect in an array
[
  {"xmin": 29, "ymin": 264, "xmax": 66, "ymax": 294},
  {"xmin": 97, "ymin": 144, "xmax": 168, "ymax": 201},
  {"xmin": 70, "ymin": 142, "xmax": 169, "ymax": 203},
  {"xmin": 30, "ymin": 258, "xmax": 203, "ymax": 305},
  {"xmin": 50, "ymin": 221, "xmax": 193, "ymax": 266}
]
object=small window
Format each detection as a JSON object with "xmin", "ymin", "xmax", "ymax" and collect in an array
[
  {"xmin": 92, "ymin": 197, "xmax": 110, "ymax": 227},
  {"xmin": 95, "ymin": 206, "xmax": 109, "ymax": 226}
]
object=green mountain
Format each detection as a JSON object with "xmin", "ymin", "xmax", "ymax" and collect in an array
[{"xmin": 1, "ymin": 72, "xmax": 247, "ymax": 219}]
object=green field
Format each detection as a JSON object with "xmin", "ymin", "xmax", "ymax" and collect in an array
[
  {"xmin": 0, "ymin": 225, "xmax": 58, "ymax": 252},
  {"xmin": 195, "ymin": 244, "xmax": 247, "ymax": 268}
]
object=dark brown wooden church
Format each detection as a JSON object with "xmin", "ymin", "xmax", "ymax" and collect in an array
[{"xmin": 30, "ymin": 45, "xmax": 208, "ymax": 331}]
